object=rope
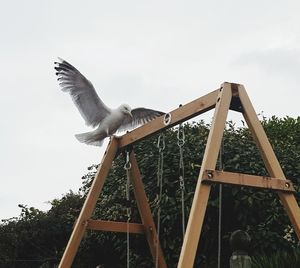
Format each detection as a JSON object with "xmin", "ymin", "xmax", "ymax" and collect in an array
[
  {"xmin": 177, "ymin": 123, "xmax": 186, "ymax": 238},
  {"xmin": 156, "ymin": 134, "xmax": 165, "ymax": 268},
  {"xmin": 124, "ymin": 151, "xmax": 132, "ymax": 268},
  {"xmin": 217, "ymin": 139, "xmax": 224, "ymax": 268}
]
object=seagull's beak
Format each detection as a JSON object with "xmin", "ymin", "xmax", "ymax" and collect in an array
[{"xmin": 129, "ymin": 112, "xmax": 133, "ymax": 118}]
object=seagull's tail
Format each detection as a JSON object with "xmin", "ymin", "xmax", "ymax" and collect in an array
[{"xmin": 75, "ymin": 131, "xmax": 105, "ymax": 146}]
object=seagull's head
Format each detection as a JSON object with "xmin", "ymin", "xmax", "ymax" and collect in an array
[{"xmin": 120, "ymin": 104, "xmax": 133, "ymax": 118}]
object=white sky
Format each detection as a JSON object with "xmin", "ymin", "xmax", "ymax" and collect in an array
[{"xmin": 1, "ymin": 0, "xmax": 299, "ymax": 220}]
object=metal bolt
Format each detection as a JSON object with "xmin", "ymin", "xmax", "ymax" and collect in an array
[{"xmin": 207, "ymin": 172, "xmax": 213, "ymax": 179}]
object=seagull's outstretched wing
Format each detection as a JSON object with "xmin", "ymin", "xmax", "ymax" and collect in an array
[
  {"xmin": 119, "ymin": 107, "xmax": 164, "ymax": 131},
  {"xmin": 55, "ymin": 58, "xmax": 111, "ymax": 127}
]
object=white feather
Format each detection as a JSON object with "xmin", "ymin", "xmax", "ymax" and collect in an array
[{"xmin": 55, "ymin": 58, "xmax": 164, "ymax": 146}]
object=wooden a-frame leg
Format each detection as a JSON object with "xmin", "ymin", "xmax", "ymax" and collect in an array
[
  {"xmin": 238, "ymin": 85, "xmax": 300, "ymax": 238},
  {"xmin": 129, "ymin": 152, "xmax": 167, "ymax": 268},
  {"xmin": 59, "ymin": 138, "xmax": 119, "ymax": 268},
  {"xmin": 178, "ymin": 83, "xmax": 232, "ymax": 268}
]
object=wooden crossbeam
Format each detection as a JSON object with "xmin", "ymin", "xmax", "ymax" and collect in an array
[
  {"xmin": 202, "ymin": 170, "xmax": 295, "ymax": 192},
  {"xmin": 118, "ymin": 88, "xmax": 220, "ymax": 148},
  {"xmin": 87, "ymin": 219, "xmax": 144, "ymax": 234}
]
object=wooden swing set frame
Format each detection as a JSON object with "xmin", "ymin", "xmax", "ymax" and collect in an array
[{"xmin": 58, "ymin": 82, "xmax": 300, "ymax": 268}]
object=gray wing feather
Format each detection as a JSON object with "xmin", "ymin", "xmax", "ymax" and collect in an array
[
  {"xmin": 119, "ymin": 107, "xmax": 164, "ymax": 131},
  {"xmin": 55, "ymin": 58, "xmax": 111, "ymax": 127}
]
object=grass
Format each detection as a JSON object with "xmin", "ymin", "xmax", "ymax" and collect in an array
[{"xmin": 252, "ymin": 248, "xmax": 300, "ymax": 268}]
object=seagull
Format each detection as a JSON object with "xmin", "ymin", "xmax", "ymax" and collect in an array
[{"xmin": 54, "ymin": 58, "xmax": 164, "ymax": 146}]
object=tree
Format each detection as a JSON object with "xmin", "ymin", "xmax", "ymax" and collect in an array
[
  {"xmin": 0, "ymin": 191, "xmax": 83, "ymax": 268},
  {"xmin": 1, "ymin": 116, "xmax": 299, "ymax": 267}
]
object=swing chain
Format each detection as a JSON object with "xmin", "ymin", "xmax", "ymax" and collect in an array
[
  {"xmin": 156, "ymin": 134, "xmax": 165, "ymax": 268},
  {"xmin": 124, "ymin": 151, "xmax": 132, "ymax": 171},
  {"xmin": 156, "ymin": 134, "xmax": 165, "ymax": 205},
  {"xmin": 124, "ymin": 150, "xmax": 131, "ymax": 268},
  {"xmin": 177, "ymin": 123, "xmax": 185, "ymax": 147},
  {"xmin": 157, "ymin": 134, "xmax": 166, "ymax": 153},
  {"xmin": 177, "ymin": 124, "xmax": 186, "ymax": 238},
  {"xmin": 124, "ymin": 151, "xmax": 132, "ymax": 220},
  {"xmin": 177, "ymin": 124, "xmax": 185, "ymax": 190}
]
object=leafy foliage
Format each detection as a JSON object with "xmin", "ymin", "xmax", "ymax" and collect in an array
[
  {"xmin": 0, "ymin": 192, "xmax": 83, "ymax": 268},
  {"xmin": 77, "ymin": 117, "xmax": 300, "ymax": 267},
  {"xmin": 0, "ymin": 116, "xmax": 300, "ymax": 267}
]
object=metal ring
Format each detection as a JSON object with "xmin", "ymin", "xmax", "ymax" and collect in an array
[
  {"xmin": 124, "ymin": 151, "xmax": 131, "ymax": 170},
  {"xmin": 163, "ymin": 113, "xmax": 172, "ymax": 126},
  {"xmin": 124, "ymin": 162, "xmax": 131, "ymax": 170}
]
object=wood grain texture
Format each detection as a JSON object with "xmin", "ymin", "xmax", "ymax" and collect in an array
[
  {"xmin": 129, "ymin": 152, "xmax": 167, "ymax": 268},
  {"xmin": 178, "ymin": 82, "xmax": 233, "ymax": 268},
  {"xmin": 118, "ymin": 89, "xmax": 220, "ymax": 149},
  {"xmin": 87, "ymin": 219, "xmax": 144, "ymax": 234},
  {"xmin": 59, "ymin": 138, "xmax": 119, "ymax": 268},
  {"xmin": 238, "ymin": 84, "xmax": 300, "ymax": 239},
  {"xmin": 202, "ymin": 170, "xmax": 295, "ymax": 192}
]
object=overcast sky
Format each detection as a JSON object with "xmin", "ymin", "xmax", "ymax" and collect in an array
[{"xmin": 1, "ymin": 0, "xmax": 299, "ymax": 220}]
